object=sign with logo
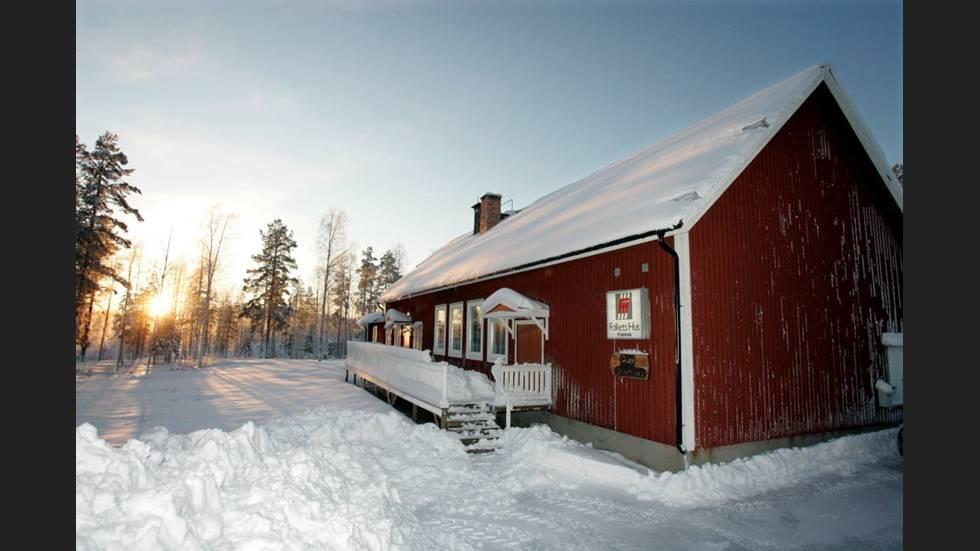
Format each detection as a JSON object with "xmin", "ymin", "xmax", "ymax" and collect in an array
[
  {"xmin": 606, "ymin": 288, "xmax": 650, "ymax": 339},
  {"xmin": 609, "ymin": 352, "xmax": 650, "ymax": 380}
]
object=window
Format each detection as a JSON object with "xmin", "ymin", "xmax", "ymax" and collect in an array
[
  {"xmin": 412, "ymin": 321, "xmax": 423, "ymax": 351},
  {"xmin": 448, "ymin": 302, "xmax": 464, "ymax": 358},
  {"xmin": 372, "ymin": 325, "xmax": 378, "ymax": 343},
  {"xmin": 434, "ymin": 305, "xmax": 447, "ymax": 355},
  {"xmin": 487, "ymin": 319, "xmax": 508, "ymax": 363},
  {"xmin": 401, "ymin": 325, "xmax": 412, "ymax": 348},
  {"xmin": 385, "ymin": 327, "xmax": 393, "ymax": 346},
  {"xmin": 466, "ymin": 299, "xmax": 484, "ymax": 361}
]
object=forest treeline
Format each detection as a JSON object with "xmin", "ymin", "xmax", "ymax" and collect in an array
[{"xmin": 75, "ymin": 132, "xmax": 405, "ymax": 370}]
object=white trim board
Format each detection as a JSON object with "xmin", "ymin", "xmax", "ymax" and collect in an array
[
  {"xmin": 682, "ymin": 65, "xmax": 902, "ymax": 229},
  {"xmin": 674, "ymin": 232, "xmax": 697, "ymax": 452}
]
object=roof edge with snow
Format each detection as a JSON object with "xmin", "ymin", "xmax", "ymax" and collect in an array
[
  {"xmin": 356, "ymin": 312, "xmax": 385, "ymax": 328},
  {"xmin": 382, "ymin": 64, "xmax": 901, "ymax": 303}
]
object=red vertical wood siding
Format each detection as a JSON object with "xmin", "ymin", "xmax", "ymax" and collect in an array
[
  {"xmin": 389, "ymin": 239, "xmax": 680, "ymax": 445},
  {"xmin": 689, "ymin": 84, "xmax": 903, "ymax": 449}
]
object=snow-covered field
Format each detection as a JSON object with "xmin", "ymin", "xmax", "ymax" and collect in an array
[{"xmin": 76, "ymin": 359, "xmax": 903, "ymax": 550}]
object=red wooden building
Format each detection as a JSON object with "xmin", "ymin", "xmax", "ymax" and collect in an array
[{"xmin": 377, "ymin": 65, "xmax": 903, "ymax": 469}]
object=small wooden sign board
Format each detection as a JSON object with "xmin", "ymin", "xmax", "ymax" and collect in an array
[{"xmin": 610, "ymin": 352, "xmax": 649, "ymax": 380}]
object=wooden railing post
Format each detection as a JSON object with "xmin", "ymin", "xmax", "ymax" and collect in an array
[{"xmin": 442, "ymin": 363, "xmax": 448, "ymax": 405}]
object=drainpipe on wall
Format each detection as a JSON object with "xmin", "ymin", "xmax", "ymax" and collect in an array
[{"xmin": 655, "ymin": 223, "xmax": 686, "ymax": 458}]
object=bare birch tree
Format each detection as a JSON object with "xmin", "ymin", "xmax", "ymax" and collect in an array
[
  {"xmin": 115, "ymin": 245, "xmax": 142, "ymax": 371},
  {"xmin": 316, "ymin": 210, "xmax": 348, "ymax": 359},
  {"xmin": 197, "ymin": 207, "xmax": 235, "ymax": 368}
]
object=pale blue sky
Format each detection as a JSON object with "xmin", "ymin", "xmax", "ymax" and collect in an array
[{"xmin": 76, "ymin": 0, "xmax": 902, "ymax": 290}]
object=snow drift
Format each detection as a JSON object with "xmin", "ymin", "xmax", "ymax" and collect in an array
[
  {"xmin": 497, "ymin": 425, "xmax": 899, "ymax": 508},
  {"xmin": 77, "ymin": 407, "xmax": 898, "ymax": 549},
  {"xmin": 76, "ymin": 410, "xmax": 466, "ymax": 550}
]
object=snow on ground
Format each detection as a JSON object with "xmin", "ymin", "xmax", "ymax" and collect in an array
[
  {"xmin": 75, "ymin": 359, "xmax": 392, "ymax": 444},
  {"xmin": 77, "ymin": 359, "xmax": 902, "ymax": 550},
  {"xmin": 445, "ymin": 363, "xmax": 497, "ymax": 402}
]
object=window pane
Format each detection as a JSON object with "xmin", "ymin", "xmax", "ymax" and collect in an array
[
  {"xmin": 492, "ymin": 321, "xmax": 506, "ymax": 355},
  {"xmin": 468, "ymin": 304, "xmax": 482, "ymax": 353},
  {"xmin": 451, "ymin": 306, "xmax": 463, "ymax": 351},
  {"xmin": 435, "ymin": 309, "xmax": 446, "ymax": 350}
]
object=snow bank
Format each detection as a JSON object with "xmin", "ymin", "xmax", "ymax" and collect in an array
[
  {"xmin": 497, "ymin": 425, "xmax": 900, "ymax": 508},
  {"xmin": 77, "ymin": 401, "xmax": 898, "ymax": 549},
  {"xmin": 637, "ymin": 428, "xmax": 900, "ymax": 507},
  {"xmin": 76, "ymin": 409, "xmax": 467, "ymax": 550},
  {"xmin": 445, "ymin": 364, "xmax": 496, "ymax": 402}
]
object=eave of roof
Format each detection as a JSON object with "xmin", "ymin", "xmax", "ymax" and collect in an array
[{"xmin": 382, "ymin": 64, "xmax": 900, "ymax": 303}]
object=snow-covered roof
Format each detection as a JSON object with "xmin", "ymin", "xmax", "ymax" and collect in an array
[
  {"xmin": 382, "ymin": 64, "xmax": 902, "ymax": 302},
  {"xmin": 384, "ymin": 308, "xmax": 412, "ymax": 328},
  {"xmin": 356, "ymin": 312, "xmax": 385, "ymax": 327},
  {"xmin": 483, "ymin": 288, "xmax": 550, "ymax": 319}
]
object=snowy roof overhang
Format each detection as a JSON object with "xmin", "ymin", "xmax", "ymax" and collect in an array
[
  {"xmin": 356, "ymin": 312, "xmax": 385, "ymax": 328},
  {"xmin": 381, "ymin": 64, "xmax": 902, "ymax": 303},
  {"xmin": 384, "ymin": 308, "xmax": 413, "ymax": 328},
  {"xmin": 483, "ymin": 288, "xmax": 550, "ymax": 320}
]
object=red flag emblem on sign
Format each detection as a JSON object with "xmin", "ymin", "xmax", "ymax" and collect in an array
[{"xmin": 617, "ymin": 293, "xmax": 631, "ymax": 319}]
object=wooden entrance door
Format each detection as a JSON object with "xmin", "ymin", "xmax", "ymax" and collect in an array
[{"xmin": 515, "ymin": 322, "xmax": 543, "ymax": 364}]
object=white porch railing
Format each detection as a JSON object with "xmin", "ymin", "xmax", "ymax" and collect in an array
[
  {"xmin": 491, "ymin": 359, "xmax": 553, "ymax": 428},
  {"xmin": 346, "ymin": 341, "xmax": 449, "ymax": 410}
]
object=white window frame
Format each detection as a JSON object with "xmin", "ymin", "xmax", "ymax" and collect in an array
[
  {"xmin": 434, "ymin": 304, "xmax": 447, "ymax": 356},
  {"xmin": 448, "ymin": 301, "xmax": 464, "ymax": 358},
  {"xmin": 486, "ymin": 318, "xmax": 509, "ymax": 364},
  {"xmin": 372, "ymin": 325, "xmax": 379, "ymax": 343},
  {"xmin": 412, "ymin": 321, "xmax": 423, "ymax": 351},
  {"xmin": 465, "ymin": 299, "xmax": 484, "ymax": 361},
  {"xmin": 385, "ymin": 326, "xmax": 393, "ymax": 346}
]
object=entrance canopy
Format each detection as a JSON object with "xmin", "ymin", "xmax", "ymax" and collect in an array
[
  {"xmin": 483, "ymin": 288, "xmax": 550, "ymax": 340},
  {"xmin": 356, "ymin": 312, "xmax": 385, "ymax": 328},
  {"xmin": 483, "ymin": 288, "xmax": 550, "ymax": 320},
  {"xmin": 384, "ymin": 308, "xmax": 413, "ymax": 328}
]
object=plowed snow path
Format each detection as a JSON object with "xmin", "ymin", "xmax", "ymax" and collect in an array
[{"xmin": 76, "ymin": 359, "xmax": 902, "ymax": 550}]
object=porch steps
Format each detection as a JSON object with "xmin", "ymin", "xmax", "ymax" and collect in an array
[{"xmin": 444, "ymin": 401, "xmax": 504, "ymax": 454}]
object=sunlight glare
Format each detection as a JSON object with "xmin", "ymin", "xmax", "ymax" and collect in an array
[{"xmin": 149, "ymin": 293, "xmax": 171, "ymax": 318}]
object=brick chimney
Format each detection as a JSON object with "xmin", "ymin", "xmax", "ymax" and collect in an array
[{"xmin": 477, "ymin": 193, "xmax": 502, "ymax": 234}]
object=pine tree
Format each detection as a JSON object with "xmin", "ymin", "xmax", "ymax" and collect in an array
[
  {"xmin": 241, "ymin": 219, "xmax": 298, "ymax": 358},
  {"xmin": 377, "ymin": 249, "xmax": 402, "ymax": 296},
  {"xmin": 75, "ymin": 135, "xmax": 86, "ymax": 226},
  {"xmin": 75, "ymin": 132, "xmax": 143, "ymax": 362},
  {"xmin": 356, "ymin": 246, "xmax": 378, "ymax": 316}
]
